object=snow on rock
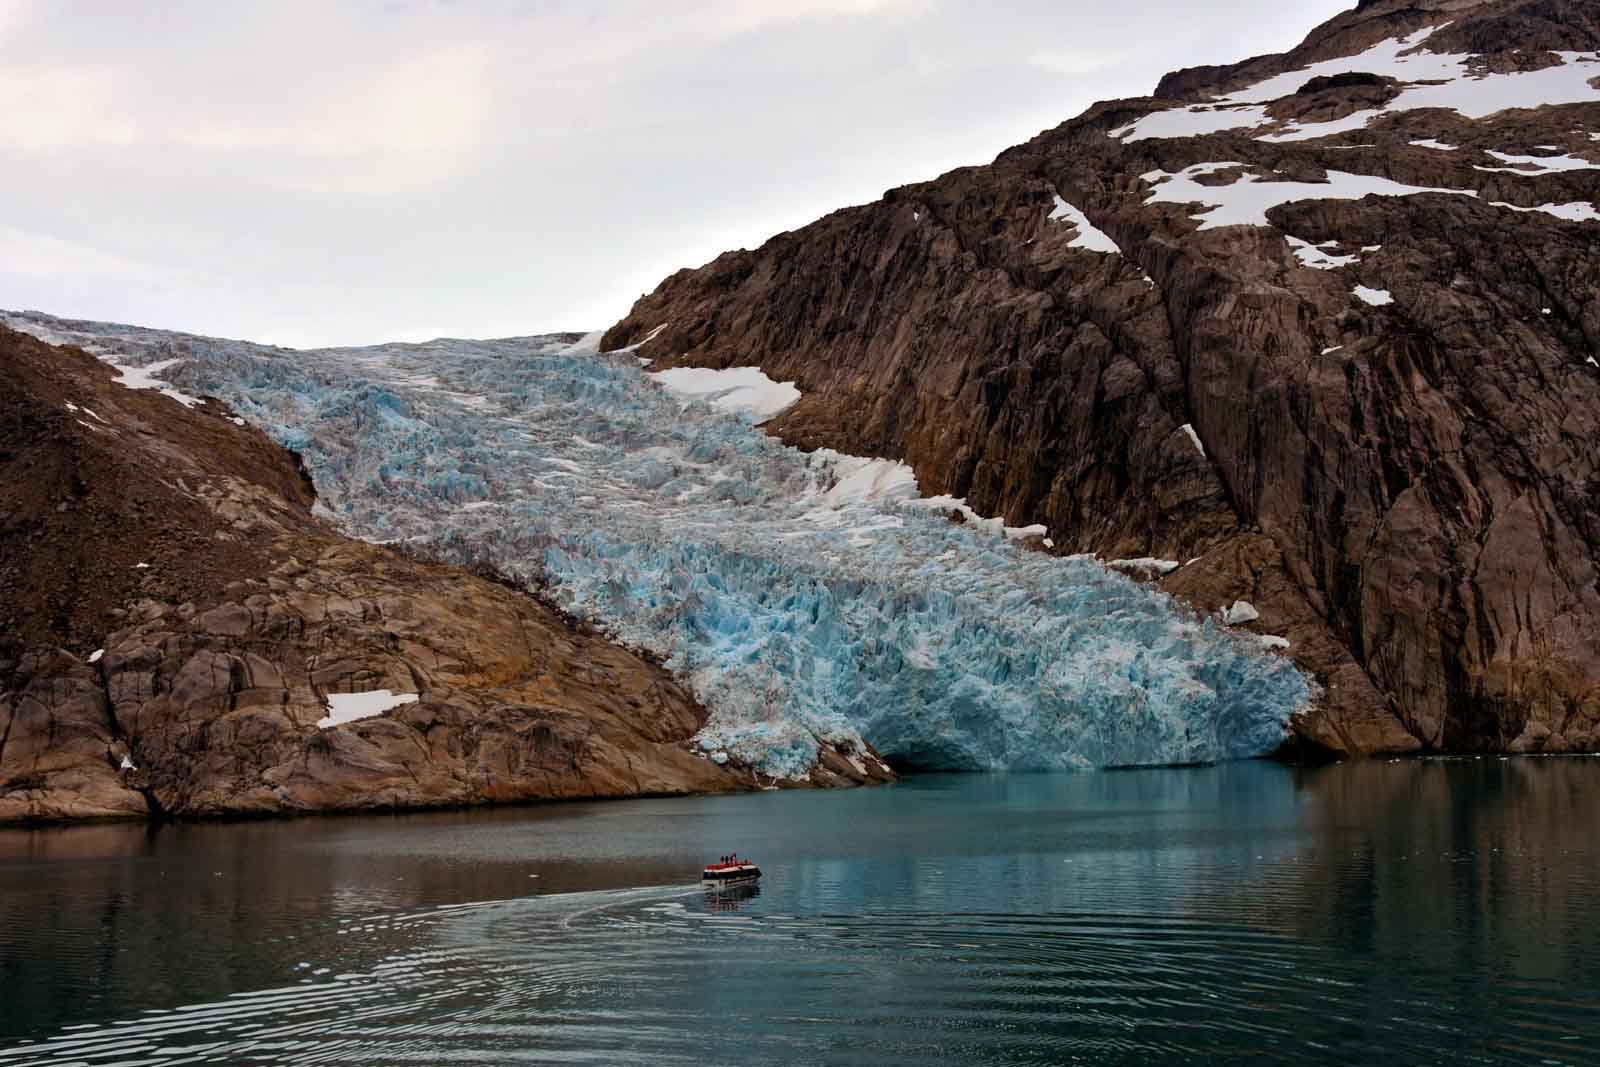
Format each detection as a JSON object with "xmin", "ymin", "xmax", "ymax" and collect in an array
[
  {"xmin": 1490, "ymin": 200, "xmax": 1600, "ymax": 223},
  {"xmin": 317, "ymin": 690, "xmax": 419, "ymax": 729},
  {"xmin": 1322, "ymin": 346, "xmax": 1345, "ymax": 355},
  {"xmin": 1114, "ymin": 25, "xmax": 1600, "ymax": 144},
  {"xmin": 1108, "ymin": 558, "xmax": 1182, "ymax": 579},
  {"xmin": 1257, "ymin": 635, "xmax": 1291, "ymax": 651},
  {"xmin": 1410, "ymin": 139, "xmax": 1459, "ymax": 151},
  {"xmin": 118, "ymin": 754, "xmax": 136, "ymax": 771},
  {"xmin": 1353, "ymin": 286, "xmax": 1395, "ymax": 306},
  {"xmin": 1475, "ymin": 149, "xmax": 1600, "ymax": 175},
  {"xmin": 88, "ymin": 649, "xmax": 104, "ymax": 663},
  {"xmin": 109, "ymin": 357, "xmax": 204, "ymax": 408},
  {"xmin": 648, "ymin": 365, "xmax": 802, "ymax": 423},
  {"xmin": 1286, "ymin": 236, "xmax": 1361, "ymax": 270},
  {"xmin": 560, "ymin": 329, "xmax": 609, "ymax": 355},
  {"xmin": 1117, "ymin": 104, "xmax": 1272, "ymax": 143},
  {"xmin": 1224, "ymin": 600, "xmax": 1261, "ymax": 625},
  {"xmin": 1048, "ymin": 194, "xmax": 1122, "ymax": 254},
  {"xmin": 6, "ymin": 310, "xmax": 1315, "ymax": 776},
  {"xmin": 4, "ymin": 314, "xmax": 205, "ymax": 408},
  {"xmin": 1142, "ymin": 163, "xmax": 1475, "ymax": 229},
  {"xmin": 1180, "ymin": 423, "xmax": 1205, "ymax": 456},
  {"xmin": 805, "ymin": 452, "xmax": 921, "ymax": 511}
]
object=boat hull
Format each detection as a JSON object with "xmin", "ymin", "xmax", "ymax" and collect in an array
[{"xmin": 702, "ymin": 865, "xmax": 761, "ymax": 888}]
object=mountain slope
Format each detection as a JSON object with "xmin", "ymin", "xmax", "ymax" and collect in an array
[
  {"xmin": 604, "ymin": 0, "xmax": 1600, "ymax": 755},
  {"xmin": 0, "ymin": 325, "xmax": 890, "ymax": 823}
]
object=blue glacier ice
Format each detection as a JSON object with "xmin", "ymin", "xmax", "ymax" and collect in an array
[{"xmin": 4, "ymin": 310, "xmax": 1315, "ymax": 777}]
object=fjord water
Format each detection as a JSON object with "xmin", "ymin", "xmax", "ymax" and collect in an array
[{"xmin": 3, "ymin": 760, "xmax": 1599, "ymax": 1065}]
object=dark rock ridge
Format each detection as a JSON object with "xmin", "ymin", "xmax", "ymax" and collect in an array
[
  {"xmin": 604, "ymin": 0, "xmax": 1600, "ymax": 757},
  {"xmin": 0, "ymin": 327, "xmax": 891, "ymax": 824}
]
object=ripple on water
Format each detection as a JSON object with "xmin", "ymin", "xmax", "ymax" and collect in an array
[{"xmin": 4, "ymin": 882, "xmax": 1597, "ymax": 1066}]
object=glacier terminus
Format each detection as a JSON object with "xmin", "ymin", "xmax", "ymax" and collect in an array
[{"xmin": 5, "ymin": 311, "xmax": 1314, "ymax": 780}]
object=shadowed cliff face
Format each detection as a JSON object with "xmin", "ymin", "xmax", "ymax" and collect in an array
[
  {"xmin": 0, "ymin": 327, "xmax": 891, "ymax": 823},
  {"xmin": 604, "ymin": 0, "xmax": 1600, "ymax": 756}
]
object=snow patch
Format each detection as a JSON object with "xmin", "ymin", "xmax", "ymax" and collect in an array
[
  {"xmin": 1180, "ymin": 423, "xmax": 1205, "ymax": 456},
  {"xmin": 1490, "ymin": 200, "xmax": 1600, "ymax": 222},
  {"xmin": 118, "ymin": 754, "xmax": 135, "ymax": 771},
  {"xmin": 560, "ymin": 329, "xmax": 607, "ymax": 355},
  {"xmin": 109, "ymin": 357, "xmax": 204, "ymax": 408},
  {"xmin": 1257, "ymin": 635, "xmax": 1291, "ymax": 651},
  {"xmin": 88, "ymin": 649, "xmax": 104, "ymax": 663},
  {"xmin": 317, "ymin": 690, "xmax": 419, "ymax": 729},
  {"xmin": 1476, "ymin": 149, "xmax": 1600, "ymax": 175},
  {"xmin": 1286, "ymin": 236, "xmax": 1361, "ymax": 270},
  {"xmin": 1049, "ymin": 195, "xmax": 1122, "ymax": 254},
  {"xmin": 1142, "ymin": 163, "xmax": 1475, "ymax": 228},
  {"xmin": 1116, "ymin": 27, "xmax": 1600, "ymax": 144},
  {"xmin": 1410, "ymin": 139, "xmax": 1459, "ymax": 151},
  {"xmin": 1224, "ymin": 601, "xmax": 1260, "ymax": 625},
  {"xmin": 1108, "ymin": 558, "xmax": 1182, "ymax": 579},
  {"xmin": 649, "ymin": 366, "xmax": 802, "ymax": 423},
  {"xmin": 1353, "ymin": 286, "xmax": 1394, "ymax": 306}
]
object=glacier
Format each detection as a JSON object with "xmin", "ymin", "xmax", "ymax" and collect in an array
[{"xmin": 4, "ymin": 310, "xmax": 1314, "ymax": 778}]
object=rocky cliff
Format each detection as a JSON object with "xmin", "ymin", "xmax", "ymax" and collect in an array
[
  {"xmin": 0, "ymin": 326, "xmax": 891, "ymax": 823},
  {"xmin": 605, "ymin": 0, "xmax": 1600, "ymax": 756}
]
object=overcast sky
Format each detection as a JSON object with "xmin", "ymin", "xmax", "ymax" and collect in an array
[{"xmin": 0, "ymin": 0, "xmax": 1347, "ymax": 348}]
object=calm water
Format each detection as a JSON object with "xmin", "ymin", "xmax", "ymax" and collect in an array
[{"xmin": 2, "ymin": 759, "xmax": 1599, "ymax": 1065}]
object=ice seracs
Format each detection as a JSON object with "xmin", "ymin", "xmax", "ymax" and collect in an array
[{"xmin": 4, "ymin": 310, "xmax": 1315, "ymax": 777}]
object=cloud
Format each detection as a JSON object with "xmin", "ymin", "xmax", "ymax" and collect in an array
[
  {"xmin": 0, "ymin": 225, "xmax": 184, "ymax": 283},
  {"xmin": 0, "ymin": 0, "xmax": 1350, "ymax": 346}
]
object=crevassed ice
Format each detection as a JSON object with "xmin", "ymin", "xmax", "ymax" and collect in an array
[{"xmin": 3, "ymin": 311, "xmax": 1314, "ymax": 777}]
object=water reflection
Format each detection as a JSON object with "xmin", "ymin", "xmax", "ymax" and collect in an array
[
  {"xmin": 703, "ymin": 883, "xmax": 762, "ymax": 912},
  {"xmin": 2, "ymin": 758, "xmax": 1598, "ymax": 1064}
]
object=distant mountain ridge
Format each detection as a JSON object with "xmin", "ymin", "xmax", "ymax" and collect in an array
[{"xmin": 604, "ymin": 0, "xmax": 1600, "ymax": 756}]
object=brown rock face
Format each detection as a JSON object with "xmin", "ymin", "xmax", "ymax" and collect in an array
[
  {"xmin": 0, "ymin": 327, "xmax": 892, "ymax": 824},
  {"xmin": 604, "ymin": 0, "xmax": 1600, "ymax": 756}
]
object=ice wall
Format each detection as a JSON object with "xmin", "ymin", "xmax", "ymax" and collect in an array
[{"xmin": 5, "ymin": 311, "xmax": 1315, "ymax": 777}]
